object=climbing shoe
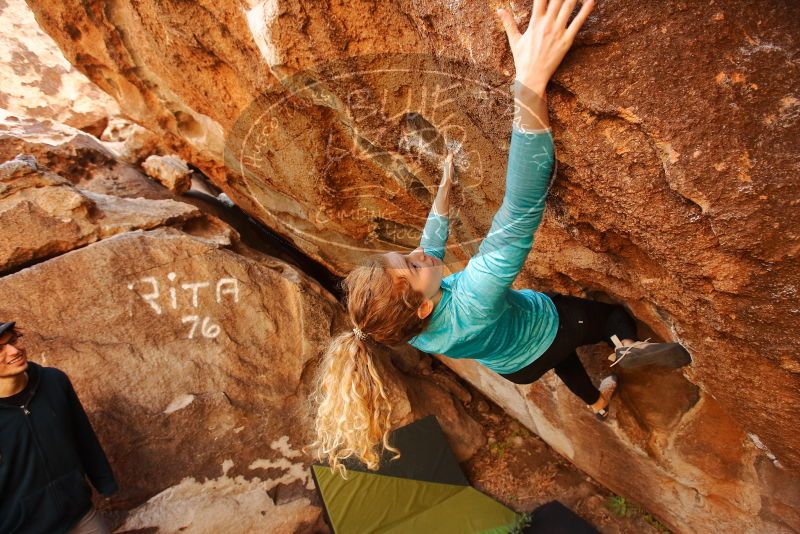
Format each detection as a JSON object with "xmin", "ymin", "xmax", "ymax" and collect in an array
[
  {"xmin": 591, "ymin": 374, "xmax": 619, "ymax": 421},
  {"xmin": 608, "ymin": 335, "xmax": 692, "ymax": 369}
]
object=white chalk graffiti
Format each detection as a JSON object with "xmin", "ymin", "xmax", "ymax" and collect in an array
[
  {"xmin": 127, "ymin": 274, "xmax": 240, "ymax": 339},
  {"xmin": 132, "ymin": 276, "xmax": 163, "ymax": 315},
  {"xmin": 181, "ymin": 316, "xmax": 222, "ymax": 339}
]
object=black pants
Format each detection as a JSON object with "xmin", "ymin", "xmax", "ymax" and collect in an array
[{"xmin": 499, "ymin": 292, "xmax": 638, "ymax": 405}]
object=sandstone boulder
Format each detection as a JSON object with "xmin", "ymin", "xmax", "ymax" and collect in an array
[
  {"xmin": 0, "ymin": 154, "xmax": 197, "ymax": 273},
  {"xmin": 23, "ymin": 0, "xmax": 800, "ymax": 531},
  {"xmin": 0, "ymin": 224, "xmax": 333, "ymax": 532},
  {"xmin": 0, "ymin": 111, "xmax": 171, "ymax": 200},
  {"xmin": 0, "ymin": 135, "xmax": 485, "ymax": 531},
  {"xmin": 101, "ymin": 117, "xmax": 179, "ymax": 167},
  {"xmin": 142, "ymin": 154, "xmax": 193, "ymax": 194},
  {"xmin": 442, "ymin": 348, "xmax": 798, "ymax": 533},
  {"xmin": 0, "ymin": 0, "xmax": 119, "ymax": 134}
]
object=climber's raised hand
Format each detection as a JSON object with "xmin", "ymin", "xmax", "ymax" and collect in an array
[
  {"xmin": 496, "ymin": 0, "xmax": 595, "ymax": 94},
  {"xmin": 442, "ymin": 151, "xmax": 457, "ymax": 186}
]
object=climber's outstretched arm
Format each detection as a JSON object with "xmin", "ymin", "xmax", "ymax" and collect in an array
[
  {"xmin": 499, "ymin": 0, "xmax": 595, "ymax": 132},
  {"xmin": 452, "ymin": 0, "xmax": 595, "ymax": 319},
  {"xmin": 419, "ymin": 151, "xmax": 456, "ymax": 260},
  {"xmin": 453, "ymin": 120, "xmax": 555, "ymax": 319}
]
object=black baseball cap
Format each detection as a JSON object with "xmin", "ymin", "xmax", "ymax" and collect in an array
[{"xmin": 0, "ymin": 322, "xmax": 15, "ymax": 337}]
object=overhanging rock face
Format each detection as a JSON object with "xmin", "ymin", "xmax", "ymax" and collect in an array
[{"xmin": 25, "ymin": 0, "xmax": 800, "ymax": 531}]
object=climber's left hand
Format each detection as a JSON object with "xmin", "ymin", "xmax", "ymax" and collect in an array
[{"xmin": 442, "ymin": 151, "xmax": 457, "ymax": 187}]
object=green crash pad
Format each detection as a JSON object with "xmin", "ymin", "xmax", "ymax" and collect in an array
[
  {"xmin": 328, "ymin": 414, "xmax": 470, "ymax": 486},
  {"xmin": 311, "ymin": 416, "xmax": 522, "ymax": 533},
  {"xmin": 312, "ymin": 466, "xmax": 519, "ymax": 534}
]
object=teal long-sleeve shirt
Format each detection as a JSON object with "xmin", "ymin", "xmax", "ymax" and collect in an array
[{"xmin": 407, "ymin": 123, "xmax": 559, "ymax": 375}]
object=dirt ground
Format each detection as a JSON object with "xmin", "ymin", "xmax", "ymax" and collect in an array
[{"xmin": 460, "ymin": 385, "xmax": 671, "ymax": 534}]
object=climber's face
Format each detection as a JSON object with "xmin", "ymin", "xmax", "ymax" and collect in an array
[
  {"xmin": 383, "ymin": 247, "xmax": 444, "ymax": 315},
  {"xmin": 0, "ymin": 329, "xmax": 27, "ymax": 378}
]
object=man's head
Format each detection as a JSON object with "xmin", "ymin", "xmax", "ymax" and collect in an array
[{"xmin": 0, "ymin": 322, "xmax": 27, "ymax": 378}]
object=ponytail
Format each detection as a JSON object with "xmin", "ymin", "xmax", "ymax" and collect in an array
[
  {"xmin": 309, "ymin": 329, "xmax": 400, "ymax": 478},
  {"xmin": 309, "ymin": 254, "xmax": 431, "ymax": 477}
]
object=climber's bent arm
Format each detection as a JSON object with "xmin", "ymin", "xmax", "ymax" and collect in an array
[
  {"xmin": 419, "ymin": 153, "xmax": 455, "ymax": 260},
  {"xmin": 419, "ymin": 212, "xmax": 449, "ymax": 262}
]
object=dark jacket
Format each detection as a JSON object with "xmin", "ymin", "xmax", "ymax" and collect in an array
[{"xmin": 0, "ymin": 362, "xmax": 118, "ymax": 534}]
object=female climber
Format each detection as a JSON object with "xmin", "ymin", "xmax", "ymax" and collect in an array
[{"xmin": 311, "ymin": 0, "xmax": 691, "ymax": 475}]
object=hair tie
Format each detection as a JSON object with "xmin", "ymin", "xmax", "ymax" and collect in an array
[{"xmin": 352, "ymin": 326, "xmax": 368, "ymax": 341}]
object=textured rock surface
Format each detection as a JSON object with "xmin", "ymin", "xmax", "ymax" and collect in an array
[
  {"xmin": 23, "ymin": 0, "xmax": 800, "ymax": 531},
  {"xmin": 0, "ymin": 120, "xmax": 486, "ymax": 532},
  {"xmin": 0, "ymin": 111, "xmax": 172, "ymax": 200},
  {"xmin": 0, "ymin": 224, "xmax": 334, "ymax": 532},
  {"xmin": 142, "ymin": 154, "xmax": 193, "ymax": 194},
  {"xmin": 0, "ymin": 154, "xmax": 197, "ymax": 273},
  {"xmin": 0, "ymin": 0, "xmax": 119, "ymax": 134},
  {"xmin": 443, "ymin": 350, "xmax": 798, "ymax": 533}
]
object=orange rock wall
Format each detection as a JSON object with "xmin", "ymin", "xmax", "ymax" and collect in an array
[{"xmin": 24, "ymin": 0, "xmax": 800, "ymax": 531}]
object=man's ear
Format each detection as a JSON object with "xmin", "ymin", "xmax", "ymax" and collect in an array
[{"xmin": 416, "ymin": 299, "xmax": 433, "ymax": 320}]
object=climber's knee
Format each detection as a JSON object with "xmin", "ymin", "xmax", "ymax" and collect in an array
[
  {"xmin": 498, "ymin": 365, "xmax": 547, "ymax": 385},
  {"xmin": 608, "ymin": 306, "xmax": 637, "ymax": 341}
]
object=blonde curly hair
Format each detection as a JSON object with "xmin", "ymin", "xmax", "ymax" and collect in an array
[{"xmin": 309, "ymin": 253, "xmax": 432, "ymax": 477}]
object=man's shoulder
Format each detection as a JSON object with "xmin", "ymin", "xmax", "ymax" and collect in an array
[{"xmin": 30, "ymin": 362, "xmax": 70, "ymax": 387}]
